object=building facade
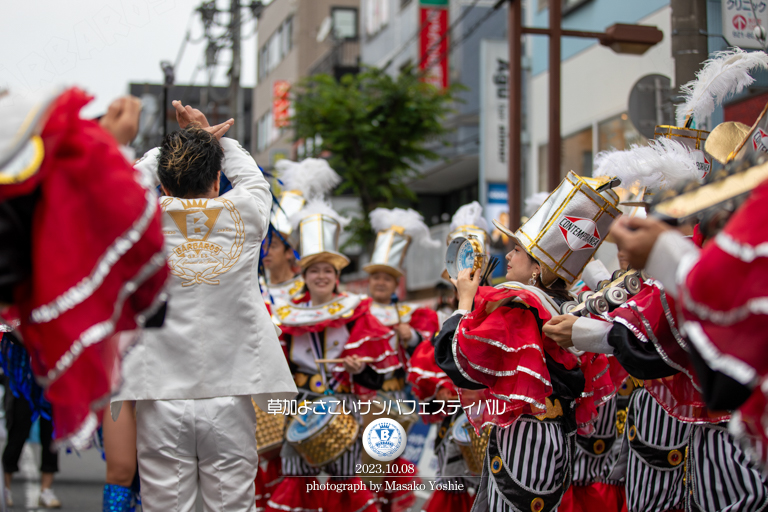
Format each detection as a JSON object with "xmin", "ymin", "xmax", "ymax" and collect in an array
[
  {"xmin": 251, "ymin": 0, "xmax": 361, "ymax": 166},
  {"xmin": 360, "ymin": 0, "xmax": 512, "ymax": 292}
]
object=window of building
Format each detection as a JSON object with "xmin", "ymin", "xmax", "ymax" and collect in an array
[
  {"xmin": 401, "ymin": 0, "xmax": 413, "ymax": 8},
  {"xmin": 257, "ymin": 16, "xmax": 294, "ymax": 81},
  {"xmin": 538, "ymin": 125, "xmax": 592, "ymax": 190},
  {"xmin": 365, "ymin": 0, "xmax": 389, "ymax": 36},
  {"xmin": 257, "ymin": 110, "xmax": 276, "ymax": 153},
  {"xmin": 332, "ymin": 7, "xmax": 358, "ymax": 40},
  {"xmin": 562, "ymin": 126, "xmax": 593, "ymax": 178}
]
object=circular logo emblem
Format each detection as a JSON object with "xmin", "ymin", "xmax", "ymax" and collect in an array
[
  {"xmin": 557, "ymin": 216, "xmax": 601, "ymax": 251},
  {"xmin": 363, "ymin": 418, "xmax": 407, "ymax": 461}
]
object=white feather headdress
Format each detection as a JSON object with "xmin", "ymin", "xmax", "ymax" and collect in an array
[
  {"xmin": 289, "ymin": 198, "xmax": 350, "ymax": 230},
  {"xmin": 274, "ymin": 158, "xmax": 342, "ymax": 199},
  {"xmin": 449, "ymin": 201, "xmax": 489, "ymax": 233},
  {"xmin": 676, "ymin": 48, "xmax": 768, "ymax": 126},
  {"xmin": 524, "ymin": 191, "xmax": 550, "ymax": 218},
  {"xmin": 369, "ymin": 207, "xmax": 440, "ymax": 247},
  {"xmin": 593, "ymin": 138, "xmax": 700, "ymax": 193}
]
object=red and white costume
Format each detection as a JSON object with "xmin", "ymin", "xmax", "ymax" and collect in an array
[
  {"xmin": 0, "ymin": 87, "xmax": 168, "ymax": 446},
  {"xmin": 266, "ymin": 199, "xmax": 400, "ymax": 512}
]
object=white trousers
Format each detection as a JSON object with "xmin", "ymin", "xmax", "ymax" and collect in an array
[{"xmin": 136, "ymin": 396, "xmax": 259, "ymax": 512}]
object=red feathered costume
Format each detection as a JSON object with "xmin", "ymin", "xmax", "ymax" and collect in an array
[
  {"xmin": 677, "ymin": 177, "xmax": 768, "ymax": 469},
  {"xmin": 1, "ymin": 88, "xmax": 168, "ymax": 445}
]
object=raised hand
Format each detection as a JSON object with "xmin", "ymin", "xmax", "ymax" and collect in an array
[
  {"xmin": 204, "ymin": 119, "xmax": 235, "ymax": 140},
  {"xmin": 100, "ymin": 96, "xmax": 142, "ymax": 145},
  {"xmin": 173, "ymin": 100, "xmax": 210, "ymax": 129}
]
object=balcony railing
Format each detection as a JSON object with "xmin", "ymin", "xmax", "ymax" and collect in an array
[{"xmin": 309, "ymin": 39, "xmax": 361, "ymax": 80}]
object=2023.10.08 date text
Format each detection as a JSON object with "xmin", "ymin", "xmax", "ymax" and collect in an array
[{"xmin": 355, "ymin": 463, "xmax": 416, "ymax": 474}]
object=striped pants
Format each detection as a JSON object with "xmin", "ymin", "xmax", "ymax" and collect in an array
[
  {"xmin": 625, "ymin": 389, "xmax": 690, "ymax": 512},
  {"xmin": 471, "ymin": 417, "xmax": 571, "ymax": 512},
  {"xmin": 686, "ymin": 423, "xmax": 768, "ymax": 512},
  {"xmin": 573, "ymin": 397, "xmax": 619, "ymax": 486}
]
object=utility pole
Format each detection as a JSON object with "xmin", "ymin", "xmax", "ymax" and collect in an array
[
  {"xmin": 670, "ymin": 0, "xmax": 709, "ymax": 126},
  {"xmin": 230, "ymin": 0, "xmax": 243, "ymax": 141}
]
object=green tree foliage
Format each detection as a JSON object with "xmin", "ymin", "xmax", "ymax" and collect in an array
[{"xmin": 291, "ymin": 66, "xmax": 463, "ymax": 246}]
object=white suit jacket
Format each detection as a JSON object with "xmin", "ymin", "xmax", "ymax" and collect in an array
[{"xmin": 113, "ymin": 137, "xmax": 297, "ymax": 410}]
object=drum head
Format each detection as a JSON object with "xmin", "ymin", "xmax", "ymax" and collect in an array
[
  {"xmin": 286, "ymin": 399, "xmax": 336, "ymax": 443},
  {"xmin": 451, "ymin": 415, "xmax": 472, "ymax": 445},
  {"xmin": 446, "ymin": 237, "xmax": 483, "ymax": 280}
]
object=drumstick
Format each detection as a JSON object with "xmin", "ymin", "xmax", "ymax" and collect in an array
[
  {"xmin": 290, "ymin": 414, "xmax": 307, "ymax": 426},
  {"xmin": 314, "ymin": 357, "xmax": 373, "ymax": 364}
]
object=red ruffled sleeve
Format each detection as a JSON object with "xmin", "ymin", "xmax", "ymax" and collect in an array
[
  {"xmin": 607, "ymin": 280, "xmax": 728, "ymax": 423},
  {"xmin": 407, "ymin": 341, "xmax": 456, "ymax": 401},
  {"xmin": 454, "ymin": 286, "xmax": 610, "ymax": 432},
  {"xmin": 12, "ymin": 88, "xmax": 168, "ymax": 446},
  {"xmin": 409, "ymin": 307, "xmax": 439, "ymax": 341},
  {"xmin": 342, "ymin": 306, "xmax": 400, "ymax": 374},
  {"xmin": 681, "ymin": 178, "xmax": 768, "ymax": 383},
  {"xmin": 575, "ymin": 352, "xmax": 615, "ymax": 435}
]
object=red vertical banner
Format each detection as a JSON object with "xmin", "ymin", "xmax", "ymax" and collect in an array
[
  {"xmin": 273, "ymin": 80, "xmax": 291, "ymax": 128},
  {"xmin": 419, "ymin": 7, "xmax": 449, "ymax": 89}
]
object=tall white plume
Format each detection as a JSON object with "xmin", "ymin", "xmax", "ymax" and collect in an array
[
  {"xmin": 290, "ymin": 198, "xmax": 351, "ymax": 230},
  {"xmin": 524, "ymin": 191, "xmax": 550, "ymax": 218},
  {"xmin": 449, "ymin": 201, "xmax": 489, "ymax": 233},
  {"xmin": 676, "ymin": 48, "xmax": 768, "ymax": 126},
  {"xmin": 593, "ymin": 138, "xmax": 700, "ymax": 193},
  {"xmin": 275, "ymin": 158, "xmax": 342, "ymax": 199},
  {"xmin": 369, "ymin": 207, "xmax": 441, "ymax": 247}
]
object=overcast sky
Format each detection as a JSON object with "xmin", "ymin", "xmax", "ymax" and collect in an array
[{"xmin": 1, "ymin": 0, "xmax": 258, "ymax": 118}]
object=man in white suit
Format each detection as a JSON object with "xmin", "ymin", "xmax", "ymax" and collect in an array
[{"xmin": 113, "ymin": 104, "xmax": 296, "ymax": 512}]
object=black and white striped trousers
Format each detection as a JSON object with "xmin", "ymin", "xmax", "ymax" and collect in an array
[
  {"xmin": 471, "ymin": 417, "xmax": 571, "ymax": 512},
  {"xmin": 686, "ymin": 423, "xmax": 768, "ymax": 512},
  {"xmin": 573, "ymin": 396, "xmax": 619, "ymax": 486},
  {"xmin": 625, "ymin": 388, "xmax": 690, "ymax": 512}
]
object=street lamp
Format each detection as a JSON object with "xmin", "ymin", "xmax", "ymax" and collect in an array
[{"xmin": 506, "ymin": 0, "xmax": 663, "ymax": 233}]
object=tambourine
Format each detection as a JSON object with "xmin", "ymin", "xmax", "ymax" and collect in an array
[{"xmin": 445, "ymin": 235, "xmax": 487, "ymax": 280}]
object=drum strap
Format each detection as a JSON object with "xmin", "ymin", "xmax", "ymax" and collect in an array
[{"xmin": 309, "ymin": 330, "xmax": 329, "ymax": 390}]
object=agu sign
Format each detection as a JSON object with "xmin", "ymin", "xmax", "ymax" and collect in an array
[{"xmin": 722, "ymin": 0, "xmax": 768, "ymax": 49}]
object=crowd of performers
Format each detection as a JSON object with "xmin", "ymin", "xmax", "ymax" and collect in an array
[{"xmin": 2, "ymin": 47, "xmax": 768, "ymax": 512}]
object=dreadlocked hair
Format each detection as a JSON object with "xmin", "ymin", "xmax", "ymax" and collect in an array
[{"xmin": 158, "ymin": 124, "xmax": 223, "ymax": 198}]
